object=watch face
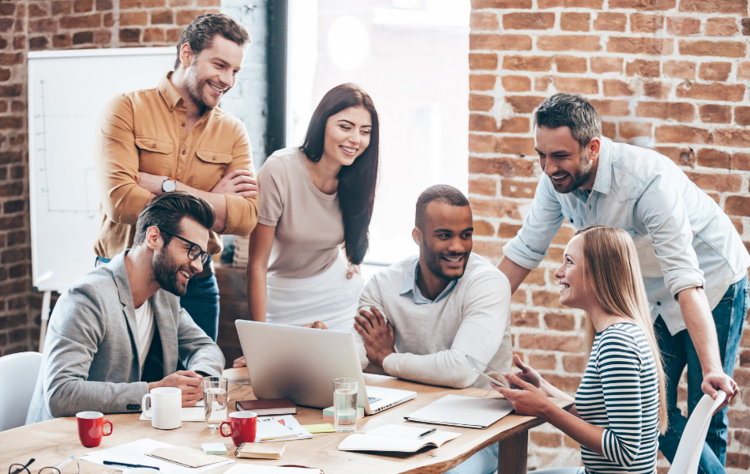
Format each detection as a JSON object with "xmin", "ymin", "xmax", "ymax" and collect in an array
[{"xmin": 163, "ymin": 179, "xmax": 176, "ymax": 192}]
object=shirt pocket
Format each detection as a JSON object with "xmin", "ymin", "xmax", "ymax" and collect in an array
[
  {"xmin": 135, "ymin": 137, "xmax": 174, "ymax": 177},
  {"xmin": 193, "ymin": 149, "xmax": 233, "ymax": 191}
]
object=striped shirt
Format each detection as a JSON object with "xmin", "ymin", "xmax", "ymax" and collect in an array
[{"xmin": 576, "ymin": 322, "xmax": 659, "ymax": 474}]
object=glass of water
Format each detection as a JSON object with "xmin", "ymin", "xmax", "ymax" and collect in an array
[
  {"xmin": 202, "ymin": 376, "xmax": 228, "ymax": 430},
  {"xmin": 333, "ymin": 377, "xmax": 358, "ymax": 432}
]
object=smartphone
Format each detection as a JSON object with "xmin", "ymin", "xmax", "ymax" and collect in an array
[{"xmin": 466, "ymin": 354, "xmax": 509, "ymax": 388}]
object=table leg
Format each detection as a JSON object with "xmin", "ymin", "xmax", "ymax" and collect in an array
[{"xmin": 497, "ymin": 430, "xmax": 528, "ymax": 474}]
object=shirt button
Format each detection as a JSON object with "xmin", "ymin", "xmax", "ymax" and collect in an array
[
  {"xmin": 152, "ymin": 144, "xmax": 156, "ymax": 148},
  {"xmin": 182, "ymin": 150, "xmax": 186, "ymax": 155},
  {"xmin": 181, "ymin": 123, "xmax": 186, "ymax": 127},
  {"xmin": 212, "ymin": 156, "xmax": 216, "ymax": 161},
  {"xmin": 656, "ymin": 301, "xmax": 661, "ymax": 306}
]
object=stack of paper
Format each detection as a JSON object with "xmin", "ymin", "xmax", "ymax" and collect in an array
[
  {"xmin": 257, "ymin": 415, "xmax": 313, "ymax": 442},
  {"xmin": 403, "ymin": 394, "xmax": 513, "ymax": 429}
]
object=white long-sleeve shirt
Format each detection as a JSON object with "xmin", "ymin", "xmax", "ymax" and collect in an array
[{"xmin": 352, "ymin": 254, "xmax": 512, "ymax": 389}]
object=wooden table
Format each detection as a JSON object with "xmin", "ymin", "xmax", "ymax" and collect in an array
[{"xmin": 0, "ymin": 368, "xmax": 570, "ymax": 474}]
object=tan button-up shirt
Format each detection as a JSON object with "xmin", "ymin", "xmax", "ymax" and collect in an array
[{"xmin": 93, "ymin": 73, "xmax": 259, "ymax": 258}]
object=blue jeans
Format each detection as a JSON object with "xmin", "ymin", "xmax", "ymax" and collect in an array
[
  {"xmin": 444, "ymin": 443, "xmax": 498, "ymax": 474},
  {"xmin": 95, "ymin": 256, "xmax": 220, "ymax": 341},
  {"xmin": 655, "ymin": 274, "xmax": 748, "ymax": 473}
]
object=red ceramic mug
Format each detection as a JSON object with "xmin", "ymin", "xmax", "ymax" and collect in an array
[
  {"xmin": 220, "ymin": 411, "xmax": 257, "ymax": 446},
  {"xmin": 76, "ymin": 411, "xmax": 113, "ymax": 448}
]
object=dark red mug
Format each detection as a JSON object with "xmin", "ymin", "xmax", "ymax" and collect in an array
[
  {"xmin": 76, "ymin": 411, "xmax": 113, "ymax": 448},
  {"xmin": 220, "ymin": 411, "xmax": 257, "ymax": 446}
]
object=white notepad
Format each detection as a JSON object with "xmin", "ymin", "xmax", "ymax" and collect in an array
[
  {"xmin": 403, "ymin": 394, "xmax": 513, "ymax": 429},
  {"xmin": 338, "ymin": 424, "xmax": 461, "ymax": 452}
]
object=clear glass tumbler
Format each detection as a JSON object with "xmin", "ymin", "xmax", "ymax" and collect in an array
[
  {"xmin": 332, "ymin": 377, "xmax": 358, "ymax": 432},
  {"xmin": 202, "ymin": 376, "xmax": 228, "ymax": 430}
]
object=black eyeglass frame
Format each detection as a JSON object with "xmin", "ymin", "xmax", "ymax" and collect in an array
[
  {"xmin": 160, "ymin": 229, "xmax": 210, "ymax": 265},
  {"xmin": 9, "ymin": 464, "xmax": 61, "ymax": 474}
]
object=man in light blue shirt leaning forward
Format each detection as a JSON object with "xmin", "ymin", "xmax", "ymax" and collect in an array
[{"xmin": 498, "ymin": 93, "xmax": 748, "ymax": 473}]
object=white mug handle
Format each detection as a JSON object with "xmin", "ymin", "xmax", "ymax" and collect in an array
[{"xmin": 142, "ymin": 393, "xmax": 152, "ymax": 420}]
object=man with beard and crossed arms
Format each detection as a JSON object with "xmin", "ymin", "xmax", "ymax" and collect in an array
[
  {"xmin": 27, "ymin": 192, "xmax": 224, "ymax": 423},
  {"xmin": 353, "ymin": 185, "xmax": 512, "ymax": 474},
  {"xmin": 93, "ymin": 13, "xmax": 259, "ymax": 341},
  {"xmin": 498, "ymin": 93, "xmax": 748, "ymax": 473}
]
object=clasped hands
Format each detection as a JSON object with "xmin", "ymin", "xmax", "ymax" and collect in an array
[
  {"xmin": 137, "ymin": 169, "xmax": 258, "ymax": 198},
  {"xmin": 354, "ymin": 306, "xmax": 395, "ymax": 369}
]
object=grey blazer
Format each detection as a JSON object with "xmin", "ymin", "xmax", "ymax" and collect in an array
[{"xmin": 26, "ymin": 251, "xmax": 225, "ymax": 424}]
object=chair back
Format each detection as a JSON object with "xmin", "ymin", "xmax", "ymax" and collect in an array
[
  {"xmin": 0, "ymin": 351, "xmax": 43, "ymax": 431},
  {"xmin": 667, "ymin": 390, "xmax": 726, "ymax": 474}
]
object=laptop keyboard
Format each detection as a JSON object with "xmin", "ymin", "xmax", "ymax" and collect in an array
[{"xmin": 368, "ymin": 396, "xmax": 382, "ymax": 404}]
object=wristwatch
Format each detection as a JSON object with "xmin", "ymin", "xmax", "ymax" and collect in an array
[{"xmin": 161, "ymin": 178, "xmax": 177, "ymax": 193}]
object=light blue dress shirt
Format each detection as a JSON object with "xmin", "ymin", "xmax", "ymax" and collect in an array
[
  {"xmin": 503, "ymin": 137, "xmax": 750, "ymax": 335},
  {"xmin": 399, "ymin": 257, "xmax": 457, "ymax": 304}
]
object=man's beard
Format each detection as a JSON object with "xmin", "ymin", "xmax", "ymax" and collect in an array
[
  {"xmin": 422, "ymin": 241, "xmax": 469, "ymax": 281},
  {"xmin": 184, "ymin": 67, "xmax": 212, "ymax": 110},
  {"xmin": 552, "ymin": 148, "xmax": 593, "ymax": 194},
  {"xmin": 153, "ymin": 248, "xmax": 188, "ymax": 296}
]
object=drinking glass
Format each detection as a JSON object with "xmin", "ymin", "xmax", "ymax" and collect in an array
[
  {"xmin": 203, "ymin": 376, "xmax": 228, "ymax": 430},
  {"xmin": 332, "ymin": 377, "xmax": 358, "ymax": 432}
]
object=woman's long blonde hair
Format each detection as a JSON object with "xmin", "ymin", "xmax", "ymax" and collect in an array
[{"xmin": 577, "ymin": 225, "xmax": 667, "ymax": 434}]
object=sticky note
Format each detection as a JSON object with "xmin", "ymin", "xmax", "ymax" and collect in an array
[
  {"xmin": 301, "ymin": 423, "xmax": 336, "ymax": 433},
  {"xmin": 201, "ymin": 442, "xmax": 228, "ymax": 455}
]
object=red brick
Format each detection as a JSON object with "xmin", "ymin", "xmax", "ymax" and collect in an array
[
  {"xmin": 473, "ymin": 241, "xmax": 504, "ymax": 262},
  {"xmin": 539, "ymin": 0, "xmax": 603, "ymax": 6},
  {"xmin": 469, "ymin": 179, "xmax": 497, "ymax": 197},
  {"xmin": 471, "ymin": 0, "xmax": 533, "ymax": 7},
  {"xmin": 0, "ymin": 69, "xmax": 9, "ymax": 82},
  {"xmin": 28, "ymin": 4, "xmax": 47, "ymax": 17},
  {"xmin": 528, "ymin": 353, "xmax": 555, "ymax": 368},
  {"xmin": 563, "ymin": 355, "xmax": 587, "ymax": 373},
  {"xmin": 470, "ymin": 75, "xmax": 496, "ymax": 91},
  {"xmin": 544, "ymin": 312, "xmax": 575, "ymax": 331},
  {"xmin": 736, "ymin": 429, "xmax": 750, "ymax": 447},
  {"xmin": 59, "ymin": 13, "xmax": 101, "ymax": 29},
  {"xmin": 743, "ymin": 18, "xmax": 750, "ymax": 36},
  {"xmin": 471, "ymin": 12, "xmax": 499, "ymax": 31},
  {"xmin": 626, "ymin": 59, "xmax": 660, "ymax": 78},
  {"xmin": 498, "ymin": 222, "xmax": 523, "ymax": 238},
  {"xmin": 470, "ymin": 114, "xmax": 497, "ymax": 133},
  {"xmin": 609, "ymin": 0, "xmax": 676, "ymax": 9},
  {"xmin": 561, "ymin": 12, "xmax": 590, "ymax": 31},
  {"xmin": 698, "ymin": 62, "xmax": 732, "ymax": 82},
  {"xmin": 632, "ymin": 14, "xmax": 665, "ymax": 33},
  {"xmin": 589, "ymin": 100, "xmax": 630, "ymax": 117},
  {"xmin": 519, "ymin": 333, "xmax": 583, "ymax": 352},
  {"xmin": 52, "ymin": 1, "xmax": 72, "ymax": 14},
  {"xmin": 676, "ymin": 83, "xmax": 745, "ymax": 102},
  {"xmin": 29, "ymin": 19, "xmax": 57, "ymax": 33},
  {"xmin": 539, "ymin": 35, "xmax": 601, "ymax": 52},
  {"xmin": 96, "ymin": 0, "xmax": 113, "ymax": 10},
  {"xmin": 697, "ymin": 148, "xmax": 731, "ymax": 168},
  {"xmin": 551, "ymin": 76, "xmax": 597, "ymax": 94},
  {"xmin": 602, "ymin": 122, "xmax": 617, "ymax": 137},
  {"xmin": 656, "ymin": 147, "xmax": 696, "ymax": 167},
  {"xmin": 500, "ymin": 137, "xmax": 536, "ymax": 156},
  {"xmin": 663, "ymin": 60, "xmax": 696, "ymax": 80},
  {"xmin": 470, "ymin": 34, "xmax": 532, "ymax": 51},
  {"xmin": 656, "ymin": 125, "xmax": 710, "ymax": 144},
  {"xmin": 505, "ymin": 95, "xmax": 546, "ymax": 113},
  {"xmin": 679, "ymin": 40, "xmax": 747, "ymax": 58},
  {"xmin": 526, "ymin": 267, "xmax": 547, "ymax": 285},
  {"xmin": 739, "ymin": 62, "xmax": 750, "ymax": 80},
  {"xmin": 503, "ymin": 56, "xmax": 553, "ymax": 72},
  {"xmin": 706, "ymin": 18, "xmax": 739, "ymax": 36},
  {"xmin": 473, "ymin": 219, "xmax": 496, "ymax": 235},
  {"xmin": 736, "ymin": 107, "xmax": 750, "ymax": 126},
  {"xmin": 501, "ymin": 76, "xmax": 530, "ymax": 92},
  {"xmin": 29, "ymin": 37, "xmax": 47, "ymax": 51},
  {"xmin": 94, "ymin": 29, "xmax": 111, "ymax": 45},
  {"xmin": 685, "ymin": 171, "xmax": 742, "ymax": 192},
  {"xmin": 714, "ymin": 128, "xmax": 750, "ymax": 148},
  {"xmin": 120, "ymin": 11, "xmax": 147, "ymax": 26},
  {"xmin": 176, "ymin": 9, "xmax": 211, "ymax": 26},
  {"xmin": 530, "ymin": 431, "xmax": 562, "ymax": 448},
  {"xmin": 469, "ymin": 94, "xmax": 493, "ymax": 112},
  {"xmin": 555, "ymin": 55, "xmax": 587, "ymax": 73},
  {"xmin": 0, "ymin": 151, "xmax": 22, "ymax": 164},
  {"xmin": 470, "ymin": 53, "xmax": 498, "ymax": 71},
  {"xmin": 0, "ymin": 3, "xmax": 16, "ymax": 15},
  {"xmin": 499, "ymin": 117, "xmax": 530, "ymax": 133},
  {"xmin": 52, "ymin": 34, "xmax": 71, "ymax": 48},
  {"xmin": 552, "ymin": 225, "xmax": 575, "ymax": 245},
  {"xmin": 501, "ymin": 179, "xmax": 537, "ymax": 199},
  {"xmin": 119, "ymin": 28, "xmax": 140, "ymax": 43},
  {"xmin": 72, "ymin": 31, "xmax": 93, "ymax": 45},
  {"xmin": 727, "ymin": 453, "xmax": 750, "ymax": 470},
  {"xmin": 603, "ymin": 80, "xmax": 634, "ymax": 97},
  {"xmin": 0, "ymin": 116, "xmax": 21, "ymax": 129},
  {"xmin": 666, "ymin": 17, "xmax": 701, "ymax": 36},
  {"xmin": 103, "ymin": 12, "xmax": 113, "ymax": 27},
  {"xmin": 698, "ymin": 104, "xmax": 731, "ymax": 124},
  {"xmin": 120, "ymin": 0, "xmax": 166, "ymax": 7},
  {"xmin": 619, "ymin": 122, "xmax": 652, "ymax": 139},
  {"xmin": 503, "ymin": 12, "xmax": 555, "ymax": 30},
  {"xmin": 469, "ymin": 135, "xmax": 499, "ymax": 154},
  {"xmin": 593, "ymin": 12, "xmax": 626, "ymax": 32},
  {"xmin": 469, "ymin": 157, "xmax": 536, "ymax": 177},
  {"xmin": 542, "ymin": 374, "xmax": 582, "ymax": 392},
  {"xmin": 143, "ymin": 27, "xmax": 165, "ymax": 43},
  {"xmin": 636, "ymin": 102, "xmax": 695, "ymax": 122},
  {"xmin": 679, "ymin": 0, "xmax": 748, "ymax": 13},
  {"xmin": 534, "ymin": 76, "xmax": 551, "ymax": 91},
  {"xmin": 607, "ymin": 37, "xmax": 673, "ymax": 55},
  {"xmin": 74, "ymin": 0, "xmax": 93, "ymax": 12},
  {"xmin": 469, "ymin": 198, "xmax": 522, "ymax": 219},
  {"xmin": 590, "ymin": 57, "xmax": 622, "ymax": 74}
]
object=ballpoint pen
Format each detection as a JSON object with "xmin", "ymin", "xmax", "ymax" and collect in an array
[
  {"xmin": 102, "ymin": 460, "xmax": 161, "ymax": 470},
  {"xmin": 417, "ymin": 427, "xmax": 437, "ymax": 439}
]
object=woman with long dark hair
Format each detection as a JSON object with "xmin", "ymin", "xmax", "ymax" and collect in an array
[{"xmin": 243, "ymin": 83, "xmax": 378, "ymax": 335}]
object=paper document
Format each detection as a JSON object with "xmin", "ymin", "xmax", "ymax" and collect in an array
[
  {"xmin": 404, "ymin": 394, "xmax": 513, "ymax": 429},
  {"xmin": 224, "ymin": 465, "xmax": 320, "ymax": 474},
  {"xmin": 82, "ymin": 438, "xmax": 234, "ymax": 474},
  {"xmin": 256, "ymin": 415, "xmax": 313, "ymax": 442},
  {"xmin": 338, "ymin": 423, "xmax": 461, "ymax": 453}
]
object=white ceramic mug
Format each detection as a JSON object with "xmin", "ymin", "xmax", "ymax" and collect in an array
[{"xmin": 142, "ymin": 387, "xmax": 181, "ymax": 430}]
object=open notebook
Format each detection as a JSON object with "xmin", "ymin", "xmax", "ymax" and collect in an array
[{"xmin": 338, "ymin": 424, "xmax": 461, "ymax": 453}]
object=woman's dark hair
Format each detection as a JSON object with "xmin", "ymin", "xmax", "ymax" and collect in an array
[
  {"xmin": 133, "ymin": 191, "xmax": 216, "ymax": 246},
  {"xmin": 300, "ymin": 83, "xmax": 379, "ymax": 265}
]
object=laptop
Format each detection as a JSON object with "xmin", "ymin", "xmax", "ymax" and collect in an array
[{"xmin": 235, "ymin": 320, "xmax": 417, "ymax": 415}]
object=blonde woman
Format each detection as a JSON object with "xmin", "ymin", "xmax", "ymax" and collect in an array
[{"xmin": 494, "ymin": 226, "xmax": 666, "ymax": 474}]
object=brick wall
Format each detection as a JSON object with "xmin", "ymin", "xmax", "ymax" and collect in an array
[
  {"xmin": 0, "ymin": 0, "xmax": 219, "ymax": 356},
  {"xmin": 468, "ymin": 0, "xmax": 750, "ymax": 470}
]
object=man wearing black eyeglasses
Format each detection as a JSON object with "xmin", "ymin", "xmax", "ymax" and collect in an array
[{"xmin": 26, "ymin": 192, "xmax": 225, "ymax": 423}]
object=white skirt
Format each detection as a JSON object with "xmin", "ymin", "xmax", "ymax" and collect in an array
[{"xmin": 266, "ymin": 254, "xmax": 364, "ymax": 333}]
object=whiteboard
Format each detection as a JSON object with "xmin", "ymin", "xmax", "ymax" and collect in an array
[{"xmin": 28, "ymin": 48, "xmax": 175, "ymax": 291}]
